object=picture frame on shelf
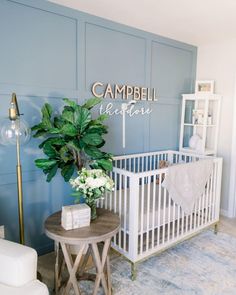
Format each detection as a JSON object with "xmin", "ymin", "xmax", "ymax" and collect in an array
[{"xmin": 195, "ymin": 80, "xmax": 214, "ymax": 94}]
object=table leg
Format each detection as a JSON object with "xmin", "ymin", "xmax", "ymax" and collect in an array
[
  {"xmin": 60, "ymin": 242, "xmax": 86, "ymax": 295},
  {"xmin": 54, "ymin": 241, "xmax": 59, "ymax": 295},
  {"xmin": 91, "ymin": 238, "xmax": 111, "ymax": 295},
  {"xmin": 78, "ymin": 244, "xmax": 92, "ymax": 277},
  {"xmin": 106, "ymin": 254, "xmax": 112, "ymax": 294}
]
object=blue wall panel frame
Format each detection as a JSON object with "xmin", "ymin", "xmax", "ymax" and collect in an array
[{"xmin": 0, "ymin": 0, "xmax": 197, "ymax": 253}]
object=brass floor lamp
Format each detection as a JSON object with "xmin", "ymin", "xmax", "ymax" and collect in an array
[{"xmin": 0, "ymin": 93, "xmax": 31, "ymax": 244}]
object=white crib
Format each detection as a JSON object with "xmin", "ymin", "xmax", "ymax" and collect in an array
[{"xmin": 98, "ymin": 150, "xmax": 223, "ymax": 279}]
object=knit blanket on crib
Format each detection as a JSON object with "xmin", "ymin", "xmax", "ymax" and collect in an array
[{"xmin": 162, "ymin": 159, "xmax": 213, "ymax": 214}]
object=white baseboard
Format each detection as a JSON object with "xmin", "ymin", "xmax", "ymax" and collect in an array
[{"xmin": 220, "ymin": 209, "xmax": 231, "ymax": 218}]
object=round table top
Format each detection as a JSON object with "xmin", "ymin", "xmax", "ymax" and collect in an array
[{"xmin": 45, "ymin": 208, "xmax": 120, "ymax": 244}]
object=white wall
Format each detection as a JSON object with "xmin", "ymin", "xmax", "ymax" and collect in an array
[{"xmin": 197, "ymin": 38, "xmax": 236, "ymax": 215}]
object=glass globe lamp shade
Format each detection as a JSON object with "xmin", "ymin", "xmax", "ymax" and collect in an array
[{"xmin": 0, "ymin": 117, "xmax": 31, "ymax": 146}]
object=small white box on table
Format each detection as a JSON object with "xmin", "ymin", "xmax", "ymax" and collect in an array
[{"xmin": 61, "ymin": 203, "xmax": 91, "ymax": 230}]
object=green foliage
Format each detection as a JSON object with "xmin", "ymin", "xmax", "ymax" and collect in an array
[{"xmin": 32, "ymin": 98, "xmax": 113, "ymax": 182}]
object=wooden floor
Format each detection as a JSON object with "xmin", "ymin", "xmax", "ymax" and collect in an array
[{"xmin": 219, "ymin": 215, "xmax": 236, "ymax": 237}]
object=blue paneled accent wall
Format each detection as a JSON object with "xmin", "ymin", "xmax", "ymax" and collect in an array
[{"xmin": 0, "ymin": 0, "xmax": 197, "ymax": 253}]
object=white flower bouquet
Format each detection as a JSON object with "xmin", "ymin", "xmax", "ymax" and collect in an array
[{"xmin": 70, "ymin": 168, "xmax": 114, "ymax": 220}]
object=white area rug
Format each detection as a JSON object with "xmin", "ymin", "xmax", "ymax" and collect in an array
[{"xmin": 38, "ymin": 230, "xmax": 236, "ymax": 294}]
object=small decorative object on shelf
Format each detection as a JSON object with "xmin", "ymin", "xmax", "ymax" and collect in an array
[
  {"xmin": 179, "ymin": 89, "xmax": 221, "ymax": 156},
  {"xmin": 61, "ymin": 203, "xmax": 91, "ymax": 230},
  {"xmin": 192, "ymin": 109, "xmax": 204, "ymax": 125},
  {"xmin": 208, "ymin": 113, "xmax": 212, "ymax": 125},
  {"xmin": 70, "ymin": 168, "xmax": 114, "ymax": 220}
]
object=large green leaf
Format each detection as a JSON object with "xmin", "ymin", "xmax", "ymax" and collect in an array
[
  {"xmin": 63, "ymin": 98, "xmax": 78, "ymax": 109},
  {"xmin": 59, "ymin": 146, "xmax": 73, "ymax": 163},
  {"xmin": 61, "ymin": 164, "xmax": 75, "ymax": 182},
  {"xmin": 33, "ymin": 129, "xmax": 47, "ymax": 138},
  {"xmin": 41, "ymin": 104, "xmax": 53, "ymax": 129},
  {"xmin": 35, "ymin": 159, "xmax": 57, "ymax": 169},
  {"xmin": 61, "ymin": 124, "xmax": 78, "ymax": 136},
  {"xmin": 96, "ymin": 114, "xmax": 109, "ymax": 122},
  {"xmin": 54, "ymin": 117, "xmax": 65, "ymax": 129},
  {"xmin": 62, "ymin": 109, "xmax": 74, "ymax": 124},
  {"xmin": 42, "ymin": 103, "xmax": 52, "ymax": 118},
  {"xmin": 42, "ymin": 117, "xmax": 52, "ymax": 130},
  {"xmin": 39, "ymin": 137, "xmax": 65, "ymax": 149},
  {"xmin": 96, "ymin": 159, "xmax": 113, "ymax": 171},
  {"xmin": 82, "ymin": 133, "xmax": 103, "ymax": 146},
  {"xmin": 90, "ymin": 114, "xmax": 109, "ymax": 126},
  {"xmin": 75, "ymin": 108, "xmax": 91, "ymax": 133},
  {"xmin": 49, "ymin": 128, "xmax": 60, "ymax": 134},
  {"xmin": 31, "ymin": 123, "xmax": 44, "ymax": 131},
  {"xmin": 86, "ymin": 125, "xmax": 108, "ymax": 135},
  {"xmin": 46, "ymin": 164, "xmax": 58, "ymax": 182},
  {"xmin": 43, "ymin": 142, "xmax": 58, "ymax": 158},
  {"xmin": 96, "ymin": 139, "xmax": 105, "ymax": 148},
  {"xmin": 84, "ymin": 146, "xmax": 104, "ymax": 159},
  {"xmin": 82, "ymin": 97, "xmax": 102, "ymax": 110}
]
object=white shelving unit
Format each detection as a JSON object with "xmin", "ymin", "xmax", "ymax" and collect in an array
[{"xmin": 179, "ymin": 93, "xmax": 221, "ymax": 156}]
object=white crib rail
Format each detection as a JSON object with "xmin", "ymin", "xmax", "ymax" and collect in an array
[{"xmin": 99, "ymin": 150, "xmax": 223, "ymax": 263}]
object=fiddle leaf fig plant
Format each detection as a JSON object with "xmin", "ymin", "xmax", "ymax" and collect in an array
[{"xmin": 31, "ymin": 97, "xmax": 113, "ymax": 182}]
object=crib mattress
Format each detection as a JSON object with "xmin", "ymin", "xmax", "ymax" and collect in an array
[{"xmin": 107, "ymin": 182, "xmax": 207, "ymax": 233}]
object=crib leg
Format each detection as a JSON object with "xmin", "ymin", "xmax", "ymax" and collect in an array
[
  {"xmin": 214, "ymin": 223, "xmax": 219, "ymax": 235},
  {"xmin": 131, "ymin": 263, "xmax": 137, "ymax": 281}
]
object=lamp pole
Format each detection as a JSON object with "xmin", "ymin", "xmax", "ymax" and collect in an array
[{"xmin": 9, "ymin": 93, "xmax": 25, "ymax": 245}]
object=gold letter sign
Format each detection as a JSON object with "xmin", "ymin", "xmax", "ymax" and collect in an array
[{"xmin": 91, "ymin": 82, "xmax": 158, "ymax": 101}]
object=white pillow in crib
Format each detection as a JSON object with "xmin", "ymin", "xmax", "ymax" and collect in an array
[{"xmin": 189, "ymin": 134, "xmax": 200, "ymax": 149}]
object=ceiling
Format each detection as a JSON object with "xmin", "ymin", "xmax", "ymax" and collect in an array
[{"xmin": 48, "ymin": 0, "xmax": 236, "ymax": 46}]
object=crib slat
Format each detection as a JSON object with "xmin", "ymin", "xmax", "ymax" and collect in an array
[
  {"xmin": 114, "ymin": 172, "xmax": 117, "ymax": 213},
  {"xmin": 140, "ymin": 177, "xmax": 145, "ymax": 254},
  {"xmin": 172, "ymin": 202, "xmax": 176, "ymax": 240},
  {"xmin": 185, "ymin": 212, "xmax": 189, "ymax": 233},
  {"xmin": 124, "ymin": 175, "xmax": 127, "ymax": 252},
  {"xmin": 162, "ymin": 183, "xmax": 167, "ymax": 243},
  {"xmin": 157, "ymin": 176, "xmax": 161, "ymax": 246},
  {"xmin": 201, "ymin": 187, "xmax": 205, "ymax": 226},
  {"xmin": 146, "ymin": 176, "xmax": 151, "ymax": 251},
  {"xmin": 209, "ymin": 171, "xmax": 213, "ymax": 222},
  {"xmin": 109, "ymin": 171, "xmax": 112, "ymax": 210},
  {"xmin": 181, "ymin": 206, "xmax": 185, "ymax": 235},
  {"xmin": 190, "ymin": 207, "xmax": 193, "ymax": 232},
  {"xmin": 177, "ymin": 205, "xmax": 180, "ymax": 238},
  {"xmin": 167, "ymin": 192, "xmax": 171, "ymax": 242},
  {"xmin": 152, "ymin": 174, "xmax": 157, "ymax": 249},
  {"xmin": 194, "ymin": 199, "xmax": 197, "ymax": 230},
  {"xmin": 118, "ymin": 173, "xmax": 122, "ymax": 249},
  {"xmin": 113, "ymin": 172, "xmax": 117, "ymax": 246},
  {"xmin": 205, "ymin": 177, "xmax": 210, "ymax": 224},
  {"xmin": 197, "ymin": 197, "xmax": 201, "ymax": 228}
]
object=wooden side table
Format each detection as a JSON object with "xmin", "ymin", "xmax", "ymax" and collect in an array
[{"xmin": 45, "ymin": 208, "xmax": 120, "ymax": 295}]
